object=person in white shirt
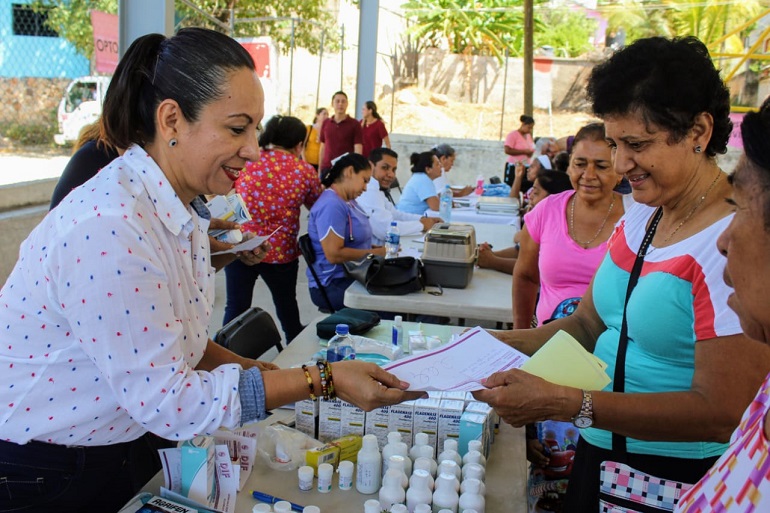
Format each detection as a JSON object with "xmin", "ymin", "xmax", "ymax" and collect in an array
[
  {"xmin": 0, "ymin": 28, "xmax": 419, "ymax": 513},
  {"xmin": 357, "ymin": 147, "xmax": 443, "ymax": 244}
]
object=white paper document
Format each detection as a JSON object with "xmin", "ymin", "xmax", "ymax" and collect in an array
[
  {"xmin": 383, "ymin": 327, "xmax": 529, "ymax": 391},
  {"xmin": 210, "ymin": 227, "xmax": 281, "ymax": 256}
]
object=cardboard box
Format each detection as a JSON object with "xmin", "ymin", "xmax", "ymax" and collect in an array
[
  {"xmin": 412, "ymin": 398, "xmax": 441, "ymax": 458},
  {"xmin": 459, "ymin": 411, "xmax": 488, "ymax": 459},
  {"xmin": 437, "ymin": 399, "xmax": 465, "ymax": 450},
  {"xmin": 364, "ymin": 405, "xmax": 390, "ymax": 448},
  {"xmin": 294, "ymin": 398, "xmax": 319, "ymax": 439},
  {"xmin": 388, "ymin": 401, "xmax": 415, "ymax": 446},
  {"xmin": 319, "ymin": 399, "xmax": 342, "ymax": 443},
  {"xmin": 180, "ymin": 435, "xmax": 216, "ymax": 506},
  {"xmin": 341, "ymin": 401, "xmax": 366, "ymax": 437}
]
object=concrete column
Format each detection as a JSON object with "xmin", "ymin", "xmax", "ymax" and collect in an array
[
  {"xmin": 355, "ymin": 1, "xmax": 379, "ymax": 119},
  {"xmin": 118, "ymin": 0, "xmax": 174, "ymax": 57}
]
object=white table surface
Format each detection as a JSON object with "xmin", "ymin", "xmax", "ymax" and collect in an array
[
  {"xmin": 426, "ymin": 206, "xmax": 520, "ymax": 226},
  {"xmin": 344, "ymin": 222, "xmax": 517, "ymax": 323},
  {"xmin": 142, "ymin": 318, "xmax": 527, "ymax": 512}
]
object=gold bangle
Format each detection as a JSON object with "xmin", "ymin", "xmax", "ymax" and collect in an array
[{"xmin": 301, "ymin": 364, "xmax": 317, "ymax": 401}]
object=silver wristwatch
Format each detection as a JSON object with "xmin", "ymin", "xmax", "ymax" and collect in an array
[{"xmin": 572, "ymin": 390, "xmax": 594, "ymax": 428}]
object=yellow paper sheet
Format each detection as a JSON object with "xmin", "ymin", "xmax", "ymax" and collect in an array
[{"xmin": 521, "ymin": 330, "xmax": 611, "ymax": 390}]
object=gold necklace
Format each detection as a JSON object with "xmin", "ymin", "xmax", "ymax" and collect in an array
[
  {"xmin": 656, "ymin": 171, "xmax": 722, "ymax": 247},
  {"xmin": 569, "ymin": 193, "xmax": 616, "ymax": 248}
]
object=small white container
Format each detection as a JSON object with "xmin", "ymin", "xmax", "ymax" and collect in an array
[
  {"xmin": 317, "ymin": 463, "xmax": 334, "ymax": 493},
  {"xmin": 415, "ymin": 504, "xmax": 432, "ymax": 513},
  {"xmin": 302, "ymin": 507, "xmax": 321, "ymax": 513},
  {"xmin": 357, "ymin": 434, "xmax": 383, "ymax": 494},
  {"xmin": 338, "ymin": 460, "xmax": 354, "ymax": 490},
  {"xmin": 391, "ymin": 505, "xmax": 408, "ymax": 513},
  {"xmin": 298, "ymin": 465, "xmax": 314, "ymax": 491},
  {"xmin": 274, "ymin": 502, "xmax": 292, "ymax": 513},
  {"xmin": 364, "ymin": 499, "xmax": 382, "ymax": 513},
  {"xmin": 252, "ymin": 505, "xmax": 272, "ymax": 513}
]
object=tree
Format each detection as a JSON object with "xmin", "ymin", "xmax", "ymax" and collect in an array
[
  {"xmin": 32, "ymin": 0, "xmax": 338, "ymax": 61},
  {"xmin": 402, "ymin": 0, "xmax": 528, "ymax": 101},
  {"xmin": 535, "ymin": 8, "xmax": 598, "ymax": 57}
]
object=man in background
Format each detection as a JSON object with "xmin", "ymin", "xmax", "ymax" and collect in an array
[
  {"xmin": 318, "ymin": 91, "xmax": 363, "ymax": 179},
  {"xmin": 357, "ymin": 147, "xmax": 442, "ymax": 245}
]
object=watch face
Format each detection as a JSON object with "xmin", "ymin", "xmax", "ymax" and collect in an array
[{"xmin": 574, "ymin": 415, "xmax": 593, "ymax": 428}]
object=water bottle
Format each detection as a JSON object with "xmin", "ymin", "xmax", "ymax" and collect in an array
[
  {"xmin": 475, "ymin": 174, "xmax": 484, "ymax": 196},
  {"xmin": 385, "ymin": 221, "xmax": 400, "ymax": 259},
  {"xmin": 327, "ymin": 324, "xmax": 356, "ymax": 362},
  {"xmin": 439, "ymin": 184, "xmax": 452, "ymax": 222}
]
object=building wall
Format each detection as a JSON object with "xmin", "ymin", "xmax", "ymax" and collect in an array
[{"xmin": 0, "ymin": 0, "xmax": 89, "ymax": 78}]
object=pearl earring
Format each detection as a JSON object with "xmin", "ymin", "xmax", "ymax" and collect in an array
[
  {"xmin": 694, "ymin": 145, "xmax": 702, "ymax": 153},
  {"xmin": 169, "ymin": 138, "xmax": 178, "ymax": 148}
]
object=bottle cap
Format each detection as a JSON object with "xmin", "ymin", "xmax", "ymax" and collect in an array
[
  {"xmin": 463, "ymin": 478, "xmax": 481, "ymax": 494},
  {"xmin": 468, "ymin": 440, "xmax": 482, "ymax": 452},
  {"xmin": 318, "ymin": 463, "xmax": 333, "ymax": 479},
  {"xmin": 391, "ymin": 505, "xmax": 408, "ymax": 513},
  {"xmin": 415, "ymin": 505, "xmax": 432, "ymax": 513},
  {"xmin": 335, "ymin": 324, "xmax": 349, "ymax": 335},
  {"xmin": 274, "ymin": 502, "xmax": 292, "ymax": 513},
  {"xmin": 302, "ymin": 507, "xmax": 320, "ymax": 513},
  {"xmin": 390, "ymin": 221, "xmax": 397, "ymax": 226},
  {"xmin": 364, "ymin": 499, "xmax": 382, "ymax": 513},
  {"xmin": 252, "ymin": 505, "xmax": 272, "ymax": 513},
  {"xmin": 394, "ymin": 315, "xmax": 403, "ymax": 324},
  {"xmin": 337, "ymin": 460, "xmax": 354, "ymax": 477},
  {"xmin": 414, "ymin": 432, "xmax": 428, "ymax": 445},
  {"xmin": 387, "ymin": 431, "xmax": 402, "ymax": 444},
  {"xmin": 362, "ymin": 434, "xmax": 379, "ymax": 449}
]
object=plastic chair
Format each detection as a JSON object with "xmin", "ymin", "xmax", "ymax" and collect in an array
[
  {"xmin": 298, "ymin": 233, "xmax": 336, "ymax": 313},
  {"xmin": 213, "ymin": 307, "xmax": 283, "ymax": 360}
]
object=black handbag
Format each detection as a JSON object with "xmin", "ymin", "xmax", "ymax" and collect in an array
[
  {"xmin": 343, "ymin": 254, "xmax": 424, "ymax": 295},
  {"xmin": 316, "ymin": 307, "xmax": 381, "ymax": 339}
]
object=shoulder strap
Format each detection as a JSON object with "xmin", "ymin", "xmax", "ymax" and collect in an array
[{"xmin": 612, "ymin": 207, "xmax": 663, "ymax": 455}]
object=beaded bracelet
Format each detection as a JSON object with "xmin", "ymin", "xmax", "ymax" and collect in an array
[
  {"xmin": 316, "ymin": 360, "xmax": 329, "ymax": 400},
  {"xmin": 301, "ymin": 364, "xmax": 317, "ymax": 401},
  {"xmin": 325, "ymin": 360, "xmax": 336, "ymax": 400}
]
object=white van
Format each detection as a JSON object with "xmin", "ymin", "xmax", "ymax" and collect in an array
[{"xmin": 53, "ymin": 76, "xmax": 111, "ymax": 145}]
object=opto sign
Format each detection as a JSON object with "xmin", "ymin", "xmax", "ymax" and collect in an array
[{"xmin": 91, "ymin": 10, "xmax": 118, "ymax": 74}]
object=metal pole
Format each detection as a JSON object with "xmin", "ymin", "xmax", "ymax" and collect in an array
[
  {"xmin": 229, "ymin": 7, "xmax": 234, "ymax": 37},
  {"xmin": 315, "ymin": 30, "xmax": 325, "ymax": 111},
  {"xmin": 289, "ymin": 18, "xmax": 296, "ymax": 114},
  {"xmin": 356, "ymin": 0, "xmax": 379, "ymax": 119},
  {"xmin": 523, "ymin": 0, "xmax": 534, "ymax": 116},
  {"xmin": 340, "ymin": 24, "xmax": 345, "ymax": 91},
  {"xmin": 499, "ymin": 48, "xmax": 509, "ymax": 140},
  {"xmin": 390, "ymin": 53, "xmax": 395, "ymax": 132}
]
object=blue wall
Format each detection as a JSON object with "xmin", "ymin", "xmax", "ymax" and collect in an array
[{"xmin": 0, "ymin": 0, "xmax": 89, "ymax": 78}]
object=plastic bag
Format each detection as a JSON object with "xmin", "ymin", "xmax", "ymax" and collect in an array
[{"xmin": 256, "ymin": 424, "xmax": 323, "ymax": 471}]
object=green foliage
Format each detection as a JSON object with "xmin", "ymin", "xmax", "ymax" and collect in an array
[
  {"xmin": 32, "ymin": 0, "xmax": 118, "ymax": 60},
  {"xmin": 0, "ymin": 120, "xmax": 57, "ymax": 146},
  {"xmin": 401, "ymin": 0, "xmax": 528, "ymax": 60},
  {"xmin": 32, "ymin": 0, "xmax": 337, "ymax": 61},
  {"xmin": 535, "ymin": 9, "xmax": 598, "ymax": 57},
  {"xmin": 175, "ymin": 1, "xmax": 340, "ymax": 55}
]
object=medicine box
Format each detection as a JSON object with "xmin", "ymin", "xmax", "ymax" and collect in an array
[
  {"xmin": 319, "ymin": 398, "xmax": 342, "ymax": 442},
  {"xmin": 295, "ymin": 398, "xmax": 319, "ymax": 439},
  {"xmin": 341, "ymin": 401, "xmax": 366, "ymax": 437},
  {"xmin": 364, "ymin": 405, "xmax": 390, "ymax": 448},
  {"xmin": 438, "ymin": 399, "xmax": 465, "ymax": 450},
  {"xmin": 135, "ymin": 496, "xmax": 199, "ymax": 513},
  {"xmin": 459, "ymin": 411, "xmax": 488, "ymax": 459},
  {"xmin": 305, "ymin": 443, "xmax": 340, "ymax": 475},
  {"xmin": 465, "ymin": 401, "xmax": 495, "ymax": 450},
  {"xmin": 412, "ymin": 398, "xmax": 441, "ymax": 458},
  {"xmin": 334, "ymin": 434, "xmax": 363, "ymax": 463},
  {"xmin": 388, "ymin": 401, "xmax": 415, "ymax": 446},
  {"xmin": 180, "ymin": 435, "xmax": 216, "ymax": 506}
]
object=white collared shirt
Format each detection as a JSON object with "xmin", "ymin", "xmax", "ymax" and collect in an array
[
  {"xmin": 357, "ymin": 183, "xmax": 424, "ymax": 245},
  {"xmin": 0, "ymin": 146, "xmax": 243, "ymax": 446}
]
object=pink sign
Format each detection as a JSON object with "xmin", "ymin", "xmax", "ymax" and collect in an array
[
  {"xmin": 239, "ymin": 39, "xmax": 273, "ymax": 79},
  {"xmin": 91, "ymin": 10, "xmax": 118, "ymax": 74},
  {"xmin": 728, "ymin": 112, "xmax": 745, "ymax": 149}
]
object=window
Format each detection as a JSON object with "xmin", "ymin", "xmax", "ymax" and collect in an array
[{"xmin": 12, "ymin": 4, "xmax": 58, "ymax": 37}]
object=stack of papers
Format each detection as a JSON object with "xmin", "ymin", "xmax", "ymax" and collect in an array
[{"xmin": 383, "ymin": 327, "xmax": 609, "ymax": 392}]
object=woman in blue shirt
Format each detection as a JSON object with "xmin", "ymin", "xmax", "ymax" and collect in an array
[
  {"xmin": 397, "ymin": 151, "xmax": 442, "ymax": 215},
  {"xmin": 307, "ymin": 153, "xmax": 387, "ymax": 311}
]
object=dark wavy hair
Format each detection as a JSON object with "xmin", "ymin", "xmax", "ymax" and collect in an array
[
  {"xmin": 536, "ymin": 168, "xmax": 573, "ymax": 195},
  {"xmin": 365, "ymin": 101, "xmax": 382, "ymax": 120},
  {"xmin": 321, "ymin": 152, "xmax": 371, "ymax": 188},
  {"xmin": 258, "ymin": 115, "xmax": 306, "ymax": 149},
  {"xmin": 410, "ymin": 151, "xmax": 436, "ymax": 174},
  {"xmin": 740, "ymin": 96, "xmax": 770, "ymax": 229},
  {"xmin": 587, "ymin": 36, "xmax": 731, "ymax": 157},
  {"xmin": 102, "ymin": 28, "xmax": 254, "ymax": 149},
  {"xmin": 520, "ymin": 114, "xmax": 535, "ymax": 125}
]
